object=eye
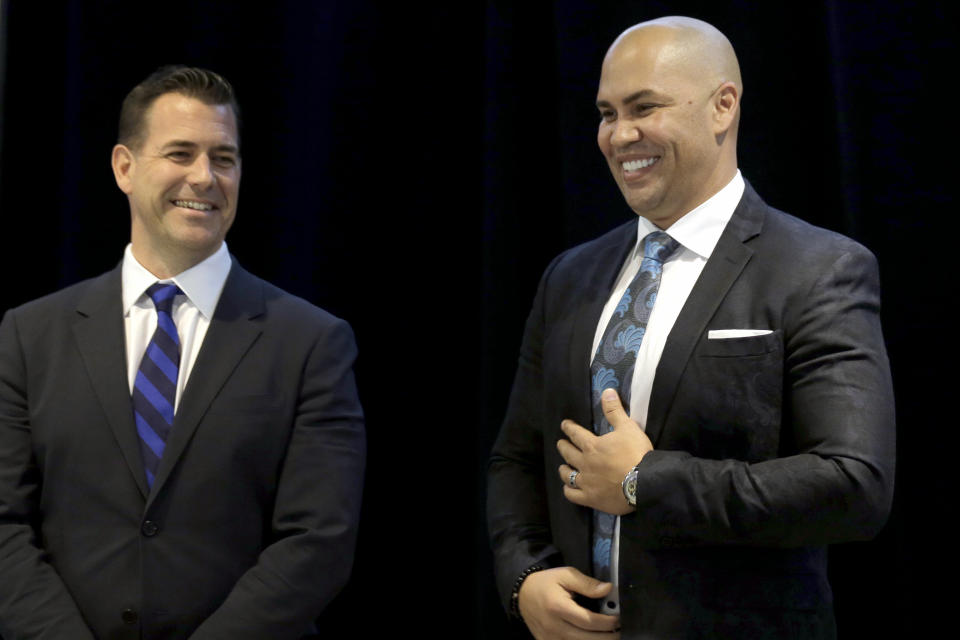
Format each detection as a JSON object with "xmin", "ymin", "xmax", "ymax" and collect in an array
[
  {"xmin": 166, "ymin": 150, "xmax": 191, "ymax": 161},
  {"xmin": 599, "ymin": 109, "xmax": 617, "ymax": 123},
  {"xmin": 633, "ymin": 103, "xmax": 658, "ymax": 116},
  {"xmin": 213, "ymin": 155, "xmax": 237, "ymax": 168}
]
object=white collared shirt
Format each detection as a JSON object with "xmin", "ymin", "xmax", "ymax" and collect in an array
[
  {"xmin": 121, "ymin": 242, "xmax": 232, "ymax": 410},
  {"xmin": 591, "ymin": 171, "xmax": 745, "ymax": 613}
]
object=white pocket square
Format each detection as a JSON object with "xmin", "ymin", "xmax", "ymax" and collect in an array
[{"xmin": 708, "ymin": 329, "xmax": 773, "ymax": 339}]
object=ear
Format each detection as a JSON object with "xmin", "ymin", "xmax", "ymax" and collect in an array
[
  {"xmin": 111, "ymin": 144, "xmax": 135, "ymax": 194},
  {"xmin": 711, "ymin": 81, "xmax": 740, "ymax": 134}
]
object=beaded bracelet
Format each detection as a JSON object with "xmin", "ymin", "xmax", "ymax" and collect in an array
[{"xmin": 510, "ymin": 564, "xmax": 544, "ymax": 618}]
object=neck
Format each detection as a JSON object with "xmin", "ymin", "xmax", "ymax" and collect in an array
[
  {"xmin": 648, "ymin": 161, "xmax": 738, "ymax": 229},
  {"xmin": 129, "ymin": 241, "xmax": 216, "ymax": 279}
]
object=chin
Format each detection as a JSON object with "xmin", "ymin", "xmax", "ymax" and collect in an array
[
  {"xmin": 170, "ymin": 230, "xmax": 224, "ymax": 254},
  {"xmin": 618, "ymin": 176, "xmax": 660, "ymax": 204},
  {"xmin": 624, "ymin": 194, "xmax": 665, "ymax": 218}
]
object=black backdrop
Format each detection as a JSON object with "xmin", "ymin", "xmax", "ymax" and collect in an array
[{"xmin": 0, "ymin": 1, "xmax": 953, "ymax": 637}]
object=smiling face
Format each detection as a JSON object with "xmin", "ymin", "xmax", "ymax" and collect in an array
[
  {"xmin": 596, "ymin": 22, "xmax": 740, "ymax": 228},
  {"xmin": 112, "ymin": 92, "xmax": 241, "ymax": 277}
]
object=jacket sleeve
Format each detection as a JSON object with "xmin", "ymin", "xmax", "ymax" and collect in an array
[
  {"xmin": 189, "ymin": 318, "xmax": 366, "ymax": 640},
  {"xmin": 487, "ymin": 255, "xmax": 566, "ymax": 613},
  {"xmin": 622, "ymin": 244, "xmax": 895, "ymax": 549},
  {"xmin": 0, "ymin": 310, "xmax": 98, "ymax": 639}
]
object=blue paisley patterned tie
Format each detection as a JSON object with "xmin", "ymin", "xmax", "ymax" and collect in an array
[{"xmin": 590, "ymin": 230, "xmax": 679, "ymax": 583}]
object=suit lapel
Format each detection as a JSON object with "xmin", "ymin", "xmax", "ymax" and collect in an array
[
  {"xmin": 559, "ymin": 221, "xmax": 637, "ymax": 569},
  {"xmin": 73, "ymin": 267, "xmax": 150, "ymax": 499},
  {"xmin": 645, "ymin": 183, "xmax": 765, "ymax": 445},
  {"xmin": 568, "ymin": 219, "xmax": 640, "ymax": 419},
  {"xmin": 148, "ymin": 262, "xmax": 264, "ymax": 503}
]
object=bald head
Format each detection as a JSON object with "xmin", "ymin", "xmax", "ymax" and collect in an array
[
  {"xmin": 606, "ymin": 17, "xmax": 742, "ymax": 102},
  {"xmin": 596, "ymin": 17, "xmax": 742, "ymax": 227}
]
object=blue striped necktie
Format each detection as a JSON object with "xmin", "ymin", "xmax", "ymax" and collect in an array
[
  {"xmin": 590, "ymin": 231, "xmax": 679, "ymax": 583},
  {"xmin": 133, "ymin": 282, "xmax": 182, "ymax": 488}
]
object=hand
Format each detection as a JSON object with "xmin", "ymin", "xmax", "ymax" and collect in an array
[
  {"xmin": 518, "ymin": 566, "xmax": 620, "ymax": 639},
  {"xmin": 557, "ymin": 388, "xmax": 652, "ymax": 515}
]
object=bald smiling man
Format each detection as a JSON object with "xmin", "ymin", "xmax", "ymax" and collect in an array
[{"xmin": 487, "ymin": 17, "xmax": 894, "ymax": 640}]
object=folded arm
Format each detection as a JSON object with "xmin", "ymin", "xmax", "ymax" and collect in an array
[
  {"xmin": 626, "ymin": 247, "xmax": 895, "ymax": 548},
  {"xmin": 558, "ymin": 246, "xmax": 895, "ymax": 548}
]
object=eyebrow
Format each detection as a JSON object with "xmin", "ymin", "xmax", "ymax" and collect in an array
[
  {"xmin": 596, "ymin": 89, "xmax": 661, "ymax": 109},
  {"xmin": 161, "ymin": 140, "xmax": 239, "ymax": 154}
]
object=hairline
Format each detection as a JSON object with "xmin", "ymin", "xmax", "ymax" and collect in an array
[{"xmin": 122, "ymin": 91, "xmax": 240, "ymax": 153}]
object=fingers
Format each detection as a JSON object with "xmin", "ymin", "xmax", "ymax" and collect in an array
[
  {"xmin": 557, "ymin": 419, "xmax": 594, "ymax": 469},
  {"xmin": 519, "ymin": 567, "xmax": 621, "ymax": 639},
  {"xmin": 555, "ymin": 569, "xmax": 620, "ymax": 632},
  {"xmin": 557, "ymin": 437, "xmax": 583, "ymax": 469},
  {"xmin": 561, "ymin": 418, "xmax": 595, "ymax": 449},
  {"xmin": 557, "ymin": 464, "xmax": 590, "ymax": 507},
  {"xmin": 601, "ymin": 388, "xmax": 631, "ymax": 430},
  {"xmin": 557, "ymin": 566, "xmax": 610, "ymax": 597},
  {"xmin": 562, "ymin": 609, "xmax": 621, "ymax": 634},
  {"xmin": 559, "ymin": 463, "xmax": 589, "ymax": 507},
  {"xmin": 544, "ymin": 615, "xmax": 621, "ymax": 639},
  {"xmin": 558, "ymin": 463, "xmax": 578, "ymax": 488},
  {"xmin": 558, "ymin": 406, "xmax": 647, "ymax": 514},
  {"xmin": 563, "ymin": 483, "xmax": 588, "ymax": 507}
]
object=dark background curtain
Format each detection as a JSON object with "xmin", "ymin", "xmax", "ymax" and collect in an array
[{"xmin": 0, "ymin": 1, "xmax": 952, "ymax": 636}]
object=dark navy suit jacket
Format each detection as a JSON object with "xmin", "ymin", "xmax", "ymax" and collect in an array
[
  {"xmin": 488, "ymin": 183, "xmax": 895, "ymax": 639},
  {"xmin": 0, "ymin": 260, "xmax": 365, "ymax": 639}
]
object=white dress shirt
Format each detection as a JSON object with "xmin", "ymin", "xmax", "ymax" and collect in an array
[
  {"xmin": 121, "ymin": 242, "xmax": 232, "ymax": 411},
  {"xmin": 591, "ymin": 171, "xmax": 745, "ymax": 613}
]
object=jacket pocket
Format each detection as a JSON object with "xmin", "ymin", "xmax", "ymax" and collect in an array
[{"xmin": 699, "ymin": 329, "xmax": 782, "ymax": 357}]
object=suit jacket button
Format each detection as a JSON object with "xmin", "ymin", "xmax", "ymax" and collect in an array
[
  {"xmin": 141, "ymin": 520, "xmax": 159, "ymax": 537},
  {"xmin": 121, "ymin": 608, "xmax": 138, "ymax": 625}
]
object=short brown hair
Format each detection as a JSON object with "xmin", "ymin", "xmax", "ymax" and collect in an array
[{"xmin": 117, "ymin": 65, "xmax": 241, "ymax": 150}]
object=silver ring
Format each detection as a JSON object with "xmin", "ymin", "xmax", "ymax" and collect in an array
[{"xmin": 568, "ymin": 470, "xmax": 580, "ymax": 488}]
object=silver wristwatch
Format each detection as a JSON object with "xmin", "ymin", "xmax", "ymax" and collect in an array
[{"xmin": 622, "ymin": 464, "xmax": 640, "ymax": 507}]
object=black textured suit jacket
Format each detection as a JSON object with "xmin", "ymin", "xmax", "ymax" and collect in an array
[
  {"xmin": 0, "ymin": 260, "xmax": 365, "ymax": 639},
  {"xmin": 488, "ymin": 183, "xmax": 895, "ymax": 639}
]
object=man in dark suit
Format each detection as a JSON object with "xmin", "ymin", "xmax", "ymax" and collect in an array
[
  {"xmin": 487, "ymin": 17, "xmax": 894, "ymax": 639},
  {"xmin": 0, "ymin": 66, "xmax": 365, "ymax": 639}
]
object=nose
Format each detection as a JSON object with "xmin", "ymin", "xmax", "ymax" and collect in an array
[
  {"xmin": 610, "ymin": 119, "xmax": 641, "ymax": 147},
  {"xmin": 188, "ymin": 155, "xmax": 215, "ymax": 190}
]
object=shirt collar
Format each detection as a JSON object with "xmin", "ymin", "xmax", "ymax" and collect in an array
[
  {"xmin": 635, "ymin": 170, "xmax": 745, "ymax": 260},
  {"xmin": 121, "ymin": 242, "xmax": 232, "ymax": 319}
]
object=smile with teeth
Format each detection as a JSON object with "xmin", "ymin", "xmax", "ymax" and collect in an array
[
  {"xmin": 621, "ymin": 157, "xmax": 660, "ymax": 171},
  {"xmin": 172, "ymin": 199, "xmax": 214, "ymax": 211}
]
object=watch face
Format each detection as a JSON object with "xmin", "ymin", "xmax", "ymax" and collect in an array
[
  {"xmin": 623, "ymin": 468, "xmax": 640, "ymax": 506},
  {"xmin": 625, "ymin": 471, "xmax": 638, "ymax": 505}
]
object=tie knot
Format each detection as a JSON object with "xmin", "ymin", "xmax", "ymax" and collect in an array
[
  {"xmin": 145, "ymin": 283, "xmax": 181, "ymax": 314},
  {"xmin": 642, "ymin": 231, "xmax": 679, "ymax": 263}
]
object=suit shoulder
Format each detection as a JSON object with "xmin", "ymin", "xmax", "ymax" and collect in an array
[
  {"xmin": 545, "ymin": 218, "xmax": 637, "ymax": 278},
  {"xmin": 519, "ymin": 218, "xmax": 637, "ymax": 322},
  {"xmin": 4, "ymin": 271, "xmax": 115, "ymax": 320},
  {"xmin": 748, "ymin": 206, "xmax": 879, "ymax": 290},
  {"xmin": 762, "ymin": 206, "xmax": 875, "ymax": 260},
  {"xmin": 242, "ymin": 270, "xmax": 352, "ymax": 333}
]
